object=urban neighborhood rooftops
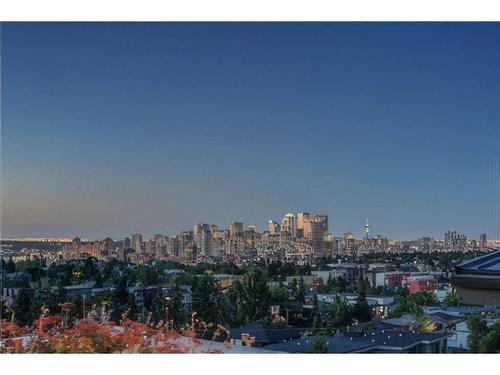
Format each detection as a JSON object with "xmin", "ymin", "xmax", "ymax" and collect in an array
[
  {"xmin": 230, "ymin": 322, "xmax": 308, "ymax": 346},
  {"xmin": 262, "ymin": 330, "xmax": 452, "ymax": 353}
]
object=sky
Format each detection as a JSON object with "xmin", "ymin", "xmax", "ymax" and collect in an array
[{"xmin": 1, "ymin": 22, "xmax": 500, "ymax": 240}]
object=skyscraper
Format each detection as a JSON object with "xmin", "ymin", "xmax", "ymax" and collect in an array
[
  {"xmin": 193, "ymin": 223, "xmax": 215, "ymax": 257},
  {"xmin": 444, "ymin": 230, "xmax": 467, "ymax": 249},
  {"xmin": 131, "ymin": 232, "xmax": 143, "ymax": 253},
  {"xmin": 296, "ymin": 212, "xmax": 310, "ymax": 238},
  {"xmin": 315, "ymin": 214, "xmax": 329, "ymax": 234},
  {"xmin": 480, "ymin": 233, "xmax": 487, "ymax": 250},
  {"xmin": 310, "ymin": 217, "xmax": 327, "ymax": 256},
  {"xmin": 282, "ymin": 213, "xmax": 297, "ymax": 238},
  {"xmin": 268, "ymin": 220, "xmax": 280, "ymax": 234},
  {"xmin": 229, "ymin": 222, "xmax": 244, "ymax": 240}
]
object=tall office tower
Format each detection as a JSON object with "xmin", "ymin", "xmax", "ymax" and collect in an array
[
  {"xmin": 145, "ymin": 239, "xmax": 155, "ymax": 254},
  {"xmin": 304, "ymin": 214, "xmax": 328, "ymax": 239},
  {"xmin": 102, "ymin": 237, "xmax": 115, "ymax": 251},
  {"xmin": 268, "ymin": 220, "xmax": 280, "ymax": 234},
  {"xmin": 282, "ymin": 213, "xmax": 297, "ymax": 238},
  {"xmin": 280, "ymin": 228, "xmax": 292, "ymax": 245},
  {"xmin": 245, "ymin": 225, "xmax": 256, "ymax": 245},
  {"xmin": 296, "ymin": 212, "xmax": 310, "ymax": 238},
  {"xmin": 154, "ymin": 234, "xmax": 166, "ymax": 251},
  {"xmin": 229, "ymin": 222, "xmax": 244, "ymax": 240},
  {"xmin": 131, "ymin": 232, "xmax": 143, "ymax": 253},
  {"xmin": 479, "ymin": 233, "xmax": 487, "ymax": 250},
  {"xmin": 176, "ymin": 231, "xmax": 193, "ymax": 259},
  {"xmin": 315, "ymin": 214, "xmax": 329, "ymax": 234},
  {"xmin": 194, "ymin": 223, "xmax": 213, "ymax": 256},
  {"xmin": 444, "ymin": 230, "xmax": 467, "ymax": 249},
  {"xmin": 72, "ymin": 236, "xmax": 82, "ymax": 248},
  {"xmin": 210, "ymin": 240, "xmax": 221, "ymax": 257},
  {"xmin": 310, "ymin": 217, "xmax": 327, "ymax": 256},
  {"xmin": 122, "ymin": 237, "xmax": 131, "ymax": 250}
]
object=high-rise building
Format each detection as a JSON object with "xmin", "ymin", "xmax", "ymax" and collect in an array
[
  {"xmin": 122, "ymin": 237, "xmax": 131, "ymax": 250},
  {"xmin": 131, "ymin": 232, "xmax": 143, "ymax": 253},
  {"xmin": 444, "ymin": 230, "xmax": 467, "ymax": 249},
  {"xmin": 480, "ymin": 233, "xmax": 487, "ymax": 250},
  {"xmin": 296, "ymin": 212, "xmax": 310, "ymax": 238},
  {"xmin": 154, "ymin": 234, "xmax": 166, "ymax": 251},
  {"xmin": 102, "ymin": 237, "xmax": 114, "ymax": 251},
  {"xmin": 194, "ymin": 223, "xmax": 215, "ymax": 257},
  {"xmin": 310, "ymin": 217, "xmax": 327, "ymax": 256},
  {"xmin": 304, "ymin": 214, "xmax": 328, "ymax": 240},
  {"xmin": 245, "ymin": 225, "xmax": 256, "ymax": 245},
  {"xmin": 229, "ymin": 222, "xmax": 244, "ymax": 240},
  {"xmin": 282, "ymin": 213, "xmax": 297, "ymax": 238},
  {"xmin": 176, "ymin": 231, "xmax": 193, "ymax": 259},
  {"xmin": 268, "ymin": 220, "xmax": 280, "ymax": 234},
  {"xmin": 315, "ymin": 214, "xmax": 329, "ymax": 234},
  {"xmin": 72, "ymin": 236, "xmax": 82, "ymax": 248},
  {"xmin": 145, "ymin": 239, "xmax": 155, "ymax": 254}
]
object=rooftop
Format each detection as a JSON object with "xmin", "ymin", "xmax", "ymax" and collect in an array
[
  {"xmin": 262, "ymin": 330, "xmax": 452, "ymax": 353},
  {"xmin": 455, "ymin": 250, "xmax": 500, "ymax": 275},
  {"xmin": 230, "ymin": 322, "xmax": 307, "ymax": 345}
]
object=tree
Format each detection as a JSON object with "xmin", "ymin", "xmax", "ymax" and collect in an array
[
  {"xmin": 167, "ymin": 279, "xmax": 184, "ymax": 327},
  {"xmin": 110, "ymin": 276, "xmax": 136, "ymax": 324},
  {"xmin": 411, "ymin": 291, "xmax": 438, "ymax": 306},
  {"xmin": 288, "ymin": 278, "xmax": 298, "ymax": 298},
  {"xmin": 327, "ymin": 296, "xmax": 352, "ymax": 329},
  {"xmin": 221, "ymin": 281, "xmax": 245, "ymax": 326},
  {"xmin": 291, "ymin": 276, "xmax": 306, "ymax": 304},
  {"xmin": 442, "ymin": 291, "xmax": 459, "ymax": 307},
  {"xmin": 467, "ymin": 314, "xmax": 489, "ymax": 353},
  {"xmin": 150, "ymin": 288, "xmax": 167, "ymax": 324},
  {"xmin": 414, "ymin": 314, "xmax": 436, "ymax": 333},
  {"xmin": 352, "ymin": 278, "xmax": 371, "ymax": 322},
  {"xmin": 6, "ymin": 257, "xmax": 16, "ymax": 273},
  {"xmin": 14, "ymin": 289, "xmax": 35, "ymax": 326},
  {"xmin": 192, "ymin": 272, "xmax": 223, "ymax": 324},
  {"xmin": 240, "ymin": 267, "xmax": 271, "ymax": 322},
  {"xmin": 307, "ymin": 334, "xmax": 328, "ymax": 353},
  {"xmin": 269, "ymin": 283, "xmax": 289, "ymax": 310},
  {"xmin": 478, "ymin": 321, "xmax": 500, "ymax": 353}
]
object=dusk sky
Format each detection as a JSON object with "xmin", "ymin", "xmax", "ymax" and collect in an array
[{"xmin": 2, "ymin": 22, "xmax": 499, "ymax": 240}]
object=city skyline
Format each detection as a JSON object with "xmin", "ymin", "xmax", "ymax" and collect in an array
[{"xmin": 2, "ymin": 23, "xmax": 500, "ymax": 240}]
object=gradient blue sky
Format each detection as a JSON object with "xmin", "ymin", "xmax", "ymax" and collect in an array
[{"xmin": 2, "ymin": 22, "xmax": 499, "ymax": 240}]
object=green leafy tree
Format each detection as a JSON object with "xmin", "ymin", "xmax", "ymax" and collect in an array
[
  {"xmin": 13, "ymin": 289, "xmax": 36, "ymax": 326},
  {"xmin": 307, "ymin": 334, "xmax": 328, "ymax": 353},
  {"xmin": 411, "ymin": 291, "xmax": 438, "ymax": 306},
  {"xmin": 6, "ymin": 257, "xmax": 16, "ymax": 273},
  {"xmin": 222, "ymin": 281, "xmax": 246, "ymax": 326},
  {"xmin": 110, "ymin": 276, "xmax": 137, "ymax": 323},
  {"xmin": 150, "ymin": 288, "xmax": 167, "ymax": 324},
  {"xmin": 478, "ymin": 321, "xmax": 500, "ymax": 353},
  {"xmin": 192, "ymin": 272, "xmax": 223, "ymax": 324},
  {"xmin": 241, "ymin": 267, "xmax": 271, "ymax": 322},
  {"xmin": 442, "ymin": 291, "xmax": 459, "ymax": 307},
  {"xmin": 167, "ymin": 279, "xmax": 185, "ymax": 327},
  {"xmin": 327, "ymin": 296, "xmax": 352, "ymax": 329},
  {"xmin": 288, "ymin": 278, "xmax": 298, "ymax": 298},
  {"xmin": 467, "ymin": 314, "xmax": 489, "ymax": 353},
  {"xmin": 269, "ymin": 283, "xmax": 289, "ymax": 310},
  {"xmin": 352, "ymin": 277, "xmax": 371, "ymax": 322}
]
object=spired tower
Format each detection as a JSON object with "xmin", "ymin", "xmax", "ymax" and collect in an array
[{"xmin": 364, "ymin": 218, "xmax": 370, "ymax": 239}]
